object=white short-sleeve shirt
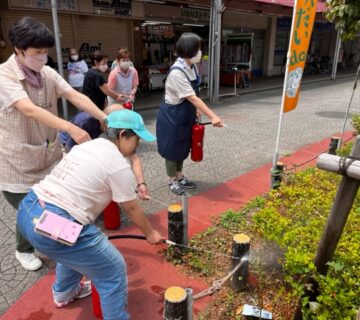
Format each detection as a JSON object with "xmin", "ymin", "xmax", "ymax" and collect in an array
[
  {"xmin": 164, "ymin": 58, "xmax": 198, "ymax": 105},
  {"xmin": 33, "ymin": 138, "xmax": 137, "ymax": 225}
]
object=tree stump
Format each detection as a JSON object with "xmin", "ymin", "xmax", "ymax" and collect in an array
[
  {"xmin": 271, "ymin": 161, "xmax": 284, "ymax": 189},
  {"xmin": 231, "ymin": 233, "xmax": 250, "ymax": 291},
  {"xmin": 168, "ymin": 204, "xmax": 184, "ymax": 245},
  {"xmin": 163, "ymin": 286, "xmax": 188, "ymax": 320},
  {"xmin": 328, "ymin": 136, "xmax": 339, "ymax": 155}
]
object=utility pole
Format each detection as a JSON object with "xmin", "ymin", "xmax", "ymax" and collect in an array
[
  {"xmin": 51, "ymin": 0, "xmax": 68, "ymax": 119},
  {"xmin": 331, "ymin": 29, "xmax": 341, "ymax": 80},
  {"xmin": 208, "ymin": 0, "xmax": 223, "ymax": 103}
]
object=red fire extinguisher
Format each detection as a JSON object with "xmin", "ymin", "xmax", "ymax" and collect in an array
[
  {"xmin": 103, "ymin": 201, "xmax": 121, "ymax": 230},
  {"xmin": 123, "ymin": 99, "xmax": 134, "ymax": 110},
  {"xmin": 191, "ymin": 122, "xmax": 206, "ymax": 162},
  {"xmin": 91, "ymin": 282, "xmax": 103, "ymax": 319}
]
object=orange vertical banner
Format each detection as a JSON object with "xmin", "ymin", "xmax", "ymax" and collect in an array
[{"xmin": 284, "ymin": 0, "xmax": 318, "ymax": 113}]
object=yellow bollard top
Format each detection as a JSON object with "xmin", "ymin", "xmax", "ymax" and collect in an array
[{"xmin": 164, "ymin": 286, "xmax": 187, "ymax": 303}]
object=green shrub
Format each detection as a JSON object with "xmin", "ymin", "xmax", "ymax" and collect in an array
[
  {"xmin": 351, "ymin": 114, "xmax": 360, "ymax": 134},
  {"xmin": 252, "ymin": 169, "xmax": 360, "ymax": 319}
]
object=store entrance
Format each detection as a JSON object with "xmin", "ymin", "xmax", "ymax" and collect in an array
[{"xmin": 139, "ymin": 22, "xmax": 209, "ymax": 93}]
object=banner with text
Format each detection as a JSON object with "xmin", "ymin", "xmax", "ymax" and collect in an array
[{"xmin": 284, "ymin": 0, "xmax": 318, "ymax": 113}]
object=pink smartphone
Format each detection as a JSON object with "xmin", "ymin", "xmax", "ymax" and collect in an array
[{"xmin": 34, "ymin": 210, "xmax": 83, "ymax": 246}]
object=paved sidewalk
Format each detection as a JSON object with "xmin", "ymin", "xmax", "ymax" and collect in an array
[
  {"xmin": 0, "ymin": 75, "xmax": 359, "ymax": 318},
  {"xmin": 133, "ymin": 67, "xmax": 358, "ymax": 111}
]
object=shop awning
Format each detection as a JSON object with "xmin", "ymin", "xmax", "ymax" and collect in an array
[{"xmin": 254, "ymin": 0, "xmax": 327, "ymax": 13}]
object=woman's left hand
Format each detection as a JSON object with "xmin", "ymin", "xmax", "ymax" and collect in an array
[{"xmin": 137, "ymin": 183, "xmax": 150, "ymax": 200}]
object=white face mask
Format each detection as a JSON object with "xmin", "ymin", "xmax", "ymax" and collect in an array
[
  {"xmin": 190, "ymin": 50, "xmax": 202, "ymax": 64},
  {"xmin": 22, "ymin": 51, "xmax": 48, "ymax": 72},
  {"xmin": 71, "ymin": 54, "xmax": 79, "ymax": 61},
  {"xmin": 99, "ymin": 64, "xmax": 108, "ymax": 73},
  {"xmin": 119, "ymin": 61, "xmax": 130, "ymax": 71}
]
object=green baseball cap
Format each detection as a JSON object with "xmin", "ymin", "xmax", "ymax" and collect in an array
[{"xmin": 106, "ymin": 109, "xmax": 156, "ymax": 142}]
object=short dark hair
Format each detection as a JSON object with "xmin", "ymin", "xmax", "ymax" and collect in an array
[
  {"xmin": 176, "ymin": 32, "xmax": 202, "ymax": 59},
  {"xmin": 8, "ymin": 17, "xmax": 54, "ymax": 51},
  {"xmin": 106, "ymin": 128, "xmax": 137, "ymax": 140},
  {"xmin": 90, "ymin": 50, "xmax": 108, "ymax": 66},
  {"xmin": 116, "ymin": 48, "xmax": 130, "ymax": 61},
  {"xmin": 68, "ymin": 48, "xmax": 84, "ymax": 62}
]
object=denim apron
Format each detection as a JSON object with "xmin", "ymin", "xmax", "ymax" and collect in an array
[{"xmin": 156, "ymin": 66, "xmax": 200, "ymax": 161}]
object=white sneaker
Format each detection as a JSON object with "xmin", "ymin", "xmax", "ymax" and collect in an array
[
  {"xmin": 15, "ymin": 251, "xmax": 43, "ymax": 271},
  {"xmin": 168, "ymin": 179, "xmax": 184, "ymax": 195},
  {"xmin": 54, "ymin": 281, "xmax": 92, "ymax": 308}
]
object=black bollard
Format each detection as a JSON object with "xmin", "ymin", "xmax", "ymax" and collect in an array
[
  {"xmin": 271, "ymin": 161, "xmax": 284, "ymax": 190},
  {"xmin": 328, "ymin": 136, "xmax": 339, "ymax": 155},
  {"xmin": 163, "ymin": 286, "xmax": 188, "ymax": 320},
  {"xmin": 168, "ymin": 204, "xmax": 184, "ymax": 245},
  {"xmin": 231, "ymin": 233, "xmax": 250, "ymax": 291}
]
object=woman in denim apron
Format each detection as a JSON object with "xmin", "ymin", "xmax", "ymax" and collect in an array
[{"xmin": 156, "ymin": 32, "xmax": 223, "ymax": 195}]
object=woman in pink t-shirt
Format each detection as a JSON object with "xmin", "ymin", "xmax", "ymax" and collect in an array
[{"xmin": 108, "ymin": 48, "xmax": 139, "ymax": 105}]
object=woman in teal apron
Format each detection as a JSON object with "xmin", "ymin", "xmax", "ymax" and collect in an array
[{"xmin": 156, "ymin": 32, "xmax": 223, "ymax": 195}]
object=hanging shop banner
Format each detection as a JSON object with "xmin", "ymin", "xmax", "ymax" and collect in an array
[{"xmin": 283, "ymin": 0, "xmax": 318, "ymax": 113}]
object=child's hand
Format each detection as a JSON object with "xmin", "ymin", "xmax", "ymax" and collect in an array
[
  {"xmin": 146, "ymin": 229, "xmax": 163, "ymax": 244},
  {"xmin": 137, "ymin": 183, "xmax": 149, "ymax": 200}
]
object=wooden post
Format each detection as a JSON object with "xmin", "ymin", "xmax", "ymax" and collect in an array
[
  {"xmin": 168, "ymin": 204, "xmax": 184, "ymax": 245},
  {"xmin": 314, "ymin": 136, "xmax": 360, "ymax": 274},
  {"xmin": 317, "ymin": 153, "xmax": 360, "ymax": 179},
  {"xmin": 163, "ymin": 286, "xmax": 188, "ymax": 320},
  {"xmin": 271, "ymin": 161, "xmax": 284, "ymax": 189},
  {"xmin": 231, "ymin": 233, "xmax": 250, "ymax": 291},
  {"xmin": 328, "ymin": 136, "xmax": 339, "ymax": 155}
]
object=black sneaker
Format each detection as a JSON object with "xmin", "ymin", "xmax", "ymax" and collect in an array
[
  {"xmin": 168, "ymin": 180, "xmax": 184, "ymax": 195},
  {"xmin": 178, "ymin": 177, "xmax": 197, "ymax": 189}
]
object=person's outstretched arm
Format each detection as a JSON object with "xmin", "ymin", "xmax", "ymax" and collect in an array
[
  {"xmin": 64, "ymin": 88, "xmax": 107, "ymax": 123},
  {"xmin": 186, "ymin": 95, "xmax": 223, "ymax": 127},
  {"xmin": 129, "ymin": 154, "xmax": 149, "ymax": 200},
  {"xmin": 14, "ymin": 98, "xmax": 91, "ymax": 144},
  {"xmin": 99, "ymin": 83, "xmax": 127, "ymax": 102},
  {"xmin": 122, "ymin": 199, "xmax": 162, "ymax": 244}
]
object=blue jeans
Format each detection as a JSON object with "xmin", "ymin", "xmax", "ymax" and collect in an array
[{"xmin": 17, "ymin": 190, "xmax": 129, "ymax": 320}]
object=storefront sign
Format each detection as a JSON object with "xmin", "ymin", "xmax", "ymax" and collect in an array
[
  {"xmin": 277, "ymin": 17, "xmax": 335, "ymax": 32},
  {"xmin": 93, "ymin": 0, "xmax": 131, "ymax": 16},
  {"xmin": 78, "ymin": 42, "xmax": 102, "ymax": 62},
  {"xmin": 180, "ymin": 8, "xmax": 210, "ymax": 21},
  {"xmin": 20, "ymin": 0, "xmax": 77, "ymax": 10},
  {"xmin": 284, "ymin": 0, "xmax": 318, "ymax": 113}
]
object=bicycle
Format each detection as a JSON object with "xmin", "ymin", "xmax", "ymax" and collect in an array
[{"xmin": 137, "ymin": 71, "xmax": 152, "ymax": 98}]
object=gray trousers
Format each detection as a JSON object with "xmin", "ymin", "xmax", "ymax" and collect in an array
[{"xmin": 165, "ymin": 159, "xmax": 184, "ymax": 177}]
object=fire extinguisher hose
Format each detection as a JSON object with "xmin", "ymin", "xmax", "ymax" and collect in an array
[{"xmin": 108, "ymin": 234, "xmax": 175, "ymax": 245}]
